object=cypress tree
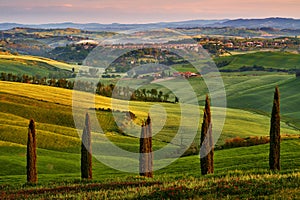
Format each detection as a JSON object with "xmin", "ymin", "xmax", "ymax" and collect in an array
[
  {"xmin": 139, "ymin": 115, "xmax": 153, "ymax": 178},
  {"xmin": 81, "ymin": 113, "xmax": 92, "ymax": 180},
  {"xmin": 27, "ymin": 119, "xmax": 37, "ymax": 183},
  {"xmin": 200, "ymin": 95, "xmax": 214, "ymax": 175},
  {"xmin": 139, "ymin": 123, "xmax": 147, "ymax": 177},
  {"xmin": 269, "ymin": 86, "xmax": 280, "ymax": 171},
  {"xmin": 146, "ymin": 115, "xmax": 153, "ymax": 178}
]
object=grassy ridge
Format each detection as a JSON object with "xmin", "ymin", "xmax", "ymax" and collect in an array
[
  {"xmin": 161, "ymin": 73, "xmax": 300, "ymax": 129},
  {"xmin": 223, "ymin": 74, "xmax": 300, "ymax": 127},
  {"xmin": 0, "ymin": 77, "xmax": 299, "ymax": 198},
  {"xmin": 0, "ymin": 81, "xmax": 298, "ymax": 146},
  {"xmin": 216, "ymin": 51, "xmax": 300, "ymax": 71},
  {"xmin": 0, "ymin": 54, "xmax": 75, "ymax": 70},
  {"xmin": 0, "ymin": 54, "xmax": 76, "ymax": 77}
]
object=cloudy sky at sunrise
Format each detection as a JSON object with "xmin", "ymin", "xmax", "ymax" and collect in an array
[{"xmin": 0, "ymin": 0, "xmax": 299, "ymax": 24}]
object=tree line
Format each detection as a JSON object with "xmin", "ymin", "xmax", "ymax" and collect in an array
[
  {"xmin": 0, "ymin": 72, "xmax": 75, "ymax": 89},
  {"xmin": 0, "ymin": 72, "xmax": 175, "ymax": 103},
  {"xmin": 26, "ymin": 86, "xmax": 281, "ymax": 183},
  {"xmin": 96, "ymin": 82, "xmax": 172, "ymax": 102}
]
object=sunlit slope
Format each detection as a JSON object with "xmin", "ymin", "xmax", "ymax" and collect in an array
[
  {"xmin": 217, "ymin": 51, "xmax": 300, "ymax": 71},
  {"xmin": 163, "ymin": 73, "xmax": 300, "ymax": 129},
  {"xmin": 0, "ymin": 81, "xmax": 299, "ymax": 186},
  {"xmin": 0, "ymin": 54, "xmax": 77, "ymax": 76},
  {"xmin": 0, "ymin": 81, "xmax": 298, "ymax": 147},
  {"xmin": 223, "ymin": 74, "xmax": 300, "ymax": 128}
]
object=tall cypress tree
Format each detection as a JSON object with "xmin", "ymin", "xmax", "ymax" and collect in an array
[
  {"xmin": 139, "ymin": 123, "xmax": 147, "ymax": 177},
  {"xmin": 81, "ymin": 113, "xmax": 92, "ymax": 180},
  {"xmin": 200, "ymin": 95, "xmax": 214, "ymax": 175},
  {"xmin": 146, "ymin": 115, "xmax": 153, "ymax": 178},
  {"xmin": 27, "ymin": 119, "xmax": 37, "ymax": 183},
  {"xmin": 269, "ymin": 86, "xmax": 280, "ymax": 171},
  {"xmin": 139, "ymin": 115, "xmax": 153, "ymax": 178}
]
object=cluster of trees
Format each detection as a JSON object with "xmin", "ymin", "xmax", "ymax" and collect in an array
[
  {"xmin": 26, "ymin": 87, "xmax": 281, "ymax": 184},
  {"xmin": 0, "ymin": 72, "xmax": 75, "ymax": 89},
  {"xmin": 95, "ymin": 82, "xmax": 173, "ymax": 103},
  {"xmin": 215, "ymin": 60, "xmax": 232, "ymax": 68},
  {"xmin": 0, "ymin": 73, "xmax": 176, "ymax": 103},
  {"xmin": 48, "ymin": 43, "xmax": 97, "ymax": 63},
  {"xmin": 106, "ymin": 48, "xmax": 188, "ymax": 73},
  {"xmin": 219, "ymin": 65, "xmax": 298, "ymax": 74}
]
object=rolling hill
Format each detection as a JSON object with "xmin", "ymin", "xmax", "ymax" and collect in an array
[
  {"xmin": 0, "ymin": 78, "xmax": 299, "ymax": 198},
  {"xmin": 0, "ymin": 54, "xmax": 76, "ymax": 77},
  {"xmin": 1, "ymin": 18, "xmax": 300, "ymax": 31},
  {"xmin": 0, "ymin": 49, "xmax": 300, "ymax": 198},
  {"xmin": 216, "ymin": 51, "xmax": 300, "ymax": 72}
]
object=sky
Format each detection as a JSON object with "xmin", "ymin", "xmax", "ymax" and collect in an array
[{"xmin": 0, "ymin": 0, "xmax": 299, "ymax": 24}]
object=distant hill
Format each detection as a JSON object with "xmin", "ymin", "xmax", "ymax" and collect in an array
[
  {"xmin": 210, "ymin": 17, "xmax": 300, "ymax": 29},
  {"xmin": 0, "ymin": 20, "xmax": 226, "ymax": 31},
  {"xmin": 1, "ymin": 18, "xmax": 300, "ymax": 31}
]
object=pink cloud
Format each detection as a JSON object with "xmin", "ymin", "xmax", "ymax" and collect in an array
[{"xmin": 62, "ymin": 4, "xmax": 73, "ymax": 8}]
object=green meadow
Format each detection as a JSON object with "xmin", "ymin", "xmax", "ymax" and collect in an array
[
  {"xmin": 0, "ymin": 54, "xmax": 76, "ymax": 77},
  {"xmin": 216, "ymin": 51, "xmax": 300, "ymax": 71},
  {"xmin": 0, "ymin": 51, "xmax": 300, "ymax": 199}
]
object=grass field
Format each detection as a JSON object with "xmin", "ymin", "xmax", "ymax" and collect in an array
[
  {"xmin": 0, "ymin": 140, "xmax": 299, "ymax": 199},
  {"xmin": 0, "ymin": 69, "xmax": 300, "ymax": 198},
  {"xmin": 0, "ymin": 81, "xmax": 298, "ymax": 145},
  {"xmin": 134, "ymin": 72, "xmax": 300, "ymax": 130},
  {"xmin": 0, "ymin": 54, "xmax": 77, "ymax": 77},
  {"xmin": 168, "ymin": 51, "xmax": 300, "ymax": 73},
  {"xmin": 215, "ymin": 51, "xmax": 300, "ymax": 71}
]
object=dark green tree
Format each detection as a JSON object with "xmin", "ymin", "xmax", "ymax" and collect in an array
[
  {"xmin": 139, "ymin": 115, "xmax": 153, "ymax": 178},
  {"xmin": 269, "ymin": 86, "xmax": 281, "ymax": 171},
  {"xmin": 27, "ymin": 119, "xmax": 37, "ymax": 183},
  {"xmin": 150, "ymin": 89, "xmax": 158, "ymax": 99},
  {"xmin": 200, "ymin": 95, "xmax": 214, "ymax": 175},
  {"xmin": 81, "ymin": 113, "xmax": 92, "ymax": 179}
]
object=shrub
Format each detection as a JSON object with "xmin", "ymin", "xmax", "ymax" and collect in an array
[{"xmin": 222, "ymin": 136, "xmax": 270, "ymax": 149}]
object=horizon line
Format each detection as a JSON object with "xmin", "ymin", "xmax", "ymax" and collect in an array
[{"xmin": 0, "ymin": 16, "xmax": 299, "ymax": 25}]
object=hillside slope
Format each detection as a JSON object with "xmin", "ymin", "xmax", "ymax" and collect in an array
[
  {"xmin": 0, "ymin": 54, "xmax": 76, "ymax": 77},
  {"xmin": 216, "ymin": 52, "xmax": 300, "ymax": 71}
]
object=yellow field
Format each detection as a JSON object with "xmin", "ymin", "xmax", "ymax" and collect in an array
[
  {"xmin": 0, "ymin": 54, "xmax": 78, "ymax": 71},
  {"xmin": 1, "ymin": 81, "xmax": 298, "ymax": 145}
]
